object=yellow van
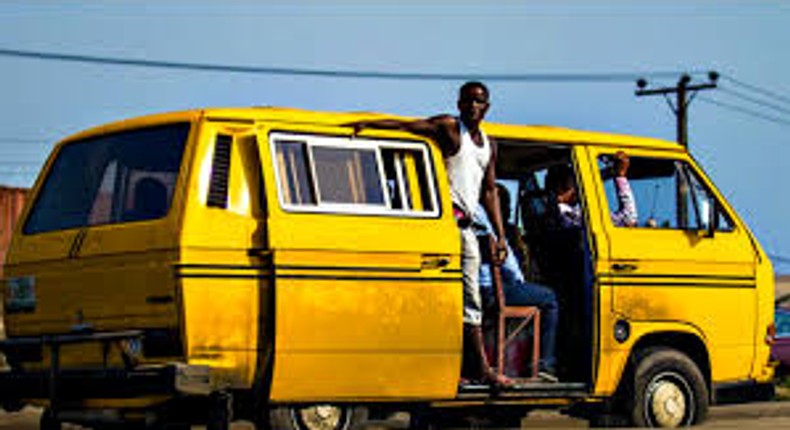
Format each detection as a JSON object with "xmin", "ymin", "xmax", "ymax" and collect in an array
[{"xmin": 0, "ymin": 107, "xmax": 775, "ymax": 429}]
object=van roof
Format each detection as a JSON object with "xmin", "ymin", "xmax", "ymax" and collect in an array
[{"xmin": 61, "ymin": 106, "xmax": 683, "ymax": 152}]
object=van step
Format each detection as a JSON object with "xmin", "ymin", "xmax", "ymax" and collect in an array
[{"xmin": 457, "ymin": 380, "xmax": 587, "ymax": 399}]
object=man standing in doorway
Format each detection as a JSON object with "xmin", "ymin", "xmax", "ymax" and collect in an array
[{"xmin": 348, "ymin": 82, "xmax": 510, "ymax": 386}]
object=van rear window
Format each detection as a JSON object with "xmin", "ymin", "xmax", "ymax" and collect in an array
[{"xmin": 24, "ymin": 123, "xmax": 190, "ymax": 234}]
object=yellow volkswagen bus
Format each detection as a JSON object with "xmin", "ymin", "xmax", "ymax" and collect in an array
[{"xmin": 0, "ymin": 107, "xmax": 775, "ymax": 429}]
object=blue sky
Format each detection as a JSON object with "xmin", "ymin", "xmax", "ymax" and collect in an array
[{"xmin": 1, "ymin": 1, "xmax": 789, "ymax": 272}]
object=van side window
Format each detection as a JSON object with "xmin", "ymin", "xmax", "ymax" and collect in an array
[
  {"xmin": 381, "ymin": 148, "xmax": 435, "ymax": 212},
  {"xmin": 311, "ymin": 146, "xmax": 385, "ymax": 205},
  {"xmin": 271, "ymin": 132, "xmax": 439, "ymax": 217},
  {"xmin": 275, "ymin": 140, "xmax": 316, "ymax": 205},
  {"xmin": 683, "ymin": 164, "xmax": 734, "ymax": 232},
  {"xmin": 598, "ymin": 155, "xmax": 733, "ymax": 231},
  {"xmin": 24, "ymin": 123, "xmax": 189, "ymax": 234}
]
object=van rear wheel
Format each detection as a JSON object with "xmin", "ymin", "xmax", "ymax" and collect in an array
[
  {"xmin": 269, "ymin": 404, "xmax": 368, "ymax": 430},
  {"xmin": 630, "ymin": 347, "xmax": 708, "ymax": 427},
  {"xmin": 39, "ymin": 409, "xmax": 61, "ymax": 430}
]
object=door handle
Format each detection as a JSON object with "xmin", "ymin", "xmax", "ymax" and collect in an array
[
  {"xmin": 611, "ymin": 263, "xmax": 638, "ymax": 273},
  {"xmin": 421, "ymin": 255, "xmax": 451, "ymax": 269},
  {"xmin": 146, "ymin": 295, "xmax": 175, "ymax": 304}
]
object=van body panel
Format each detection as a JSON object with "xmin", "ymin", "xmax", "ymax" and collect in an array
[
  {"xmin": 4, "ymin": 251, "xmax": 179, "ymax": 337},
  {"xmin": 177, "ymin": 121, "xmax": 268, "ymax": 389},
  {"xmin": 272, "ymin": 352, "xmax": 459, "ymax": 401},
  {"xmin": 257, "ymin": 124, "xmax": 462, "ymax": 400},
  {"xmin": 585, "ymin": 145, "xmax": 760, "ymax": 387},
  {"xmin": 3, "ymin": 119, "xmax": 194, "ymax": 346},
  {"xmin": 753, "ymin": 257, "xmax": 775, "ymax": 382},
  {"xmin": 592, "ymin": 321, "xmax": 707, "ymax": 395}
]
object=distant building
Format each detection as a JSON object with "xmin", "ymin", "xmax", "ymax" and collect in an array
[{"xmin": 0, "ymin": 186, "xmax": 28, "ymax": 278}]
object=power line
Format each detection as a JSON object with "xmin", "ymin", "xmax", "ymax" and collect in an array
[
  {"xmin": 0, "ymin": 138, "xmax": 52, "ymax": 144},
  {"xmin": 698, "ymin": 96, "xmax": 790, "ymax": 127},
  {"xmin": 770, "ymin": 254, "xmax": 790, "ymax": 265},
  {"xmin": 719, "ymin": 87, "xmax": 790, "ymax": 117},
  {"xmin": 0, "ymin": 47, "xmax": 708, "ymax": 82},
  {"xmin": 721, "ymin": 75, "xmax": 790, "ymax": 107},
  {"xmin": 0, "ymin": 165, "xmax": 43, "ymax": 169}
]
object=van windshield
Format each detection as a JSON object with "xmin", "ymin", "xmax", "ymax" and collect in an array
[{"xmin": 24, "ymin": 123, "xmax": 190, "ymax": 234}]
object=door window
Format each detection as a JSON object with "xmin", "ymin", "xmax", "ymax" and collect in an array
[
  {"xmin": 271, "ymin": 132, "xmax": 439, "ymax": 217},
  {"xmin": 597, "ymin": 155, "xmax": 732, "ymax": 231}
]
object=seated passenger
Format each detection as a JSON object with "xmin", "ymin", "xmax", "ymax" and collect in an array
[
  {"xmin": 123, "ymin": 177, "xmax": 168, "ymax": 222},
  {"xmin": 474, "ymin": 192, "xmax": 559, "ymax": 382},
  {"xmin": 546, "ymin": 151, "xmax": 637, "ymax": 228}
]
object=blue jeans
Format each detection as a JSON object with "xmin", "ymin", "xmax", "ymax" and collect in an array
[{"xmin": 503, "ymin": 281, "xmax": 559, "ymax": 373}]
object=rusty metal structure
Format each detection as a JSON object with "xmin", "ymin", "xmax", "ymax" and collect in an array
[{"xmin": 0, "ymin": 186, "xmax": 28, "ymax": 278}]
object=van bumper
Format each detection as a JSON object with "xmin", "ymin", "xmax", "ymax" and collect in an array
[
  {"xmin": 0, "ymin": 363, "xmax": 211, "ymax": 403},
  {"xmin": 0, "ymin": 331, "xmax": 210, "ymax": 407}
]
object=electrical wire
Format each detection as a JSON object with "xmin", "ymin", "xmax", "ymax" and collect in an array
[
  {"xmin": 0, "ymin": 138, "xmax": 52, "ymax": 144},
  {"xmin": 721, "ymin": 75, "xmax": 790, "ymax": 107},
  {"xmin": 0, "ymin": 47, "xmax": 707, "ymax": 82},
  {"xmin": 769, "ymin": 254, "xmax": 790, "ymax": 265},
  {"xmin": 719, "ymin": 87, "xmax": 790, "ymax": 117},
  {"xmin": 697, "ymin": 96, "xmax": 790, "ymax": 127}
]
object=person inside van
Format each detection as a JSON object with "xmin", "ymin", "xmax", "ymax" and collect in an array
[
  {"xmin": 546, "ymin": 151, "xmax": 637, "ymax": 228},
  {"xmin": 474, "ymin": 186, "xmax": 559, "ymax": 382},
  {"xmin": 348, "ymin": 81, "xmax": 512, "ymax": 387},
  {"xmin": 123, "ymin": 177, "xmax": 169, "ymax": 222}
]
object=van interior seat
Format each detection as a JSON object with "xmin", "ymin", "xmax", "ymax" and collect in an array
[{"xmin": 479, "ymin": 233, "xmax": 541, "ymax": 380}]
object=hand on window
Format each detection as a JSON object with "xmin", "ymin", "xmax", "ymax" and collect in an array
[{"xmin": 614, "ymin": 151, "xmax": 630, "ymax": 177}]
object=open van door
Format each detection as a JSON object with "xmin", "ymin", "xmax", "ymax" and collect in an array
[{"xmin": 260, "ymin": 125, "xmax": 463, "ymax": 401}]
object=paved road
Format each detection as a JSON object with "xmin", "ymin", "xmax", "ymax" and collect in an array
[{"xmin": 3, "ymin": 401, "xmax": 790, "ymax": 429}]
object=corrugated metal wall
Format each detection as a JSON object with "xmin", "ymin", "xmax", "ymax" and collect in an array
[{"xmin": 0, "ymin": 186, "xmax": 28, "ymax": 279}]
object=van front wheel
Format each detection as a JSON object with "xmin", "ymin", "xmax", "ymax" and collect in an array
[
  {"xmin": 630, "ymin": 347, "xmax": 708, "ymax": 427},
  {"xmin": 269, "ymin": 404, "xmax": 368, "ymax": 430}
]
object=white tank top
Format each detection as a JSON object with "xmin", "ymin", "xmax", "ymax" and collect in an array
[{"xmin": 444, "ymin": 119, "xmax": 491, "ymax": 217}]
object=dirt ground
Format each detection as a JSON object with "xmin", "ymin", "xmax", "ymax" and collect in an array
[{"xmin": 2, "ymin": 401, "xmax": 790, "ymax": 429}]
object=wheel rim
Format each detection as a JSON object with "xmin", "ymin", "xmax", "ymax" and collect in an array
[
  {"xmin": 644, "ymin": 371, "xmax": 694, "ymax": 428},
  {"xmin": 291, "ymin": 404, "xmax": 350, "ymax": 430}
]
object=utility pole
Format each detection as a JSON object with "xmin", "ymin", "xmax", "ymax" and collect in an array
[
  {"xmin": 635, "ymin": 71, "xmax": 719, "ymax": 148},
  {"xmin": 635, "ymin": 72, "xmax": 719, "ymax": 229}
]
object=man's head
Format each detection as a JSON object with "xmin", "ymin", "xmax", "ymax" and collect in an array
[
  {"xmin": 546, "ymin": 164, "xmax": 577, "ymax": 205},
  {"xmin": 457, "ymin": 81, "xmax": 490, "ymax": 126}
]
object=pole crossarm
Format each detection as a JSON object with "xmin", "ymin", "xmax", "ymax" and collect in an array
[
  {"xmin": 634, "ymin": 72, "xmax": 719, "ymax": 148},
  {"xmin": 636, "ymin": 82, "xmax": 717, "ymax": 97}
]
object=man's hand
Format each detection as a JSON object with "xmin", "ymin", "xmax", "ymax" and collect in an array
[
  {"xmin": 344, "ymin": 121, "xmax": 368, "ymax": 138},
  {"xmin": 494, "ymin": 236, "xmax": 508, "ymax": 265},
  {"xmin": 614, "ymin": 151, "xmax": 630, "ymax": 177}
]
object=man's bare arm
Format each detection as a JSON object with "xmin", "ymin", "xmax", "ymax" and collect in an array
[
  {"xmin": 480, "ymin": 138, "xmax": 507, "ymax": 263},
  {"xmin": 345, "ymin": 115, "xmax": 457, "ymax": 154}
]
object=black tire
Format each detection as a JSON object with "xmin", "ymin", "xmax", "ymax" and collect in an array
[
  {"xmin": 207, "ymin": 391, "xmax": 232, "ymax": 430},
  {"xmin": 629, "ymin": 347, "xmax": 708, "ymax": 427},
  {"xmin": 39, "ymin": 409, "xmax": 62, "ymax": 430},
  {"xmin": 269, "ymin": 404, "xmax": 368, "ymax": 430}
]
